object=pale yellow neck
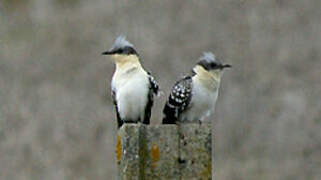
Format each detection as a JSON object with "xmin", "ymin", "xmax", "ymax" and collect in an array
[
  {"xmin": 112, "ymin": 54, "xmax": 142, "ymax": 70},
  {"xmin": 193, "ymin": 65, "xmax": 221, "ymax": 90}
]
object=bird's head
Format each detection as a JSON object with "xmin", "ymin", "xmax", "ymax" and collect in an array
[
  {"xmin": 102, "ymin": 36, "xmax": 139, "ymax": 64},
  {"xmin": 194, "ymin": 52, "xmax": 231, "ymax": 78}
]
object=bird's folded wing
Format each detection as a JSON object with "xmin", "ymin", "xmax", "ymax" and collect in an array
[{"xmin": 162, "ymin": 76, "xmax": 193, "ymax": 123}]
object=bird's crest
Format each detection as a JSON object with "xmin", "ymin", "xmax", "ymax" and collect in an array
[
  {"xmin": 199, "ymin": 52, "xmax": 220, "ymax": 64},
  {"xmin": 111, "ymin": 35, "xmax": 134, "ymax": 50}
]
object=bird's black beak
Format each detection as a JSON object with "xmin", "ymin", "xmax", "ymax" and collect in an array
[
  {"xmin": 222, "ymin": 64, "xmax": 232, "ymax": 69},
  {"xmin": 102, "ymin": 49, "xmax": 115, "ymax": 55}
]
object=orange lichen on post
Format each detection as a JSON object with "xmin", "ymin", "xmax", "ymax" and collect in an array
[
  {"xmin": 116, "ymin": 134, "xmax": 122, "ymax": 164},
  {"xmin": 200, "ymin": 159, "xmax": 212, "ymax": 179},
  {"xmin": 150, "ymin": 143, "xmax": 160, "ymax": 167}
]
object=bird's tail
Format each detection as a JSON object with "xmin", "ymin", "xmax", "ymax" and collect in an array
[{"xmin": 162, "ymin": 103, "xmax": 178, "ymax": 124}]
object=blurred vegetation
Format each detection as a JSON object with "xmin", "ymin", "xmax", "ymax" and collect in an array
[{"xmin": 1, "ymin": 0, "xmax": 321, "ymax": 179}]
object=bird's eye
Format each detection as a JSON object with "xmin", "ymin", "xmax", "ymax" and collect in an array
[
  {"xmin": 127, "ymin": 48, "xmax": 133, "ymax": 54},
  {"xmin": 123, "ymin": 47, "xmax": 136, "ymax": 55},
  {"xmin": 123, "ymin": 47, "xmax": 130, "ymax": 54}
]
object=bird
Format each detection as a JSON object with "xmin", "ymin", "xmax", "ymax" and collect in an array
[
  {"xmin": 162, "ymin": 52, "xmax": 231, "ymax": 124},
  {"xmin": 102, "ymin": 36, "xmax": 159, "ymax": 128}
]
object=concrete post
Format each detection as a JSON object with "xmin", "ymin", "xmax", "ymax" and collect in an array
[{"xmin": 116, "ymin": 124, "xmax": 212, "ymax": 180}]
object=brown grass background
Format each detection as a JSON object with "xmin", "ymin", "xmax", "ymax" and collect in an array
[{"xmin": 1, "ymin": 0, "xmax": 320, "ymax": 179}]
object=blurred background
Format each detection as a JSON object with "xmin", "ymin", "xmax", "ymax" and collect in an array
[{"xmin": 1, "ymin": 0, "xmax": 320, "ymax": 179}]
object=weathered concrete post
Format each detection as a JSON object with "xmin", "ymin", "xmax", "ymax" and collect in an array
[
  {"xmin": 116, "ymin": 124, "xmax": 212, "ymax": 180},
  {"xmin": 178, "ymin": 124, "xmax": 212, "ymax": 179}
]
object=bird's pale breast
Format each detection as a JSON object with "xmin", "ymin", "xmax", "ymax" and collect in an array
[
  {"xmin": 180, "ymin": 78, "xmax": 218, "ymax": 123},
  {"xmin": 112, "ymin": 69, "xmax": 149, "ymax": 121}
]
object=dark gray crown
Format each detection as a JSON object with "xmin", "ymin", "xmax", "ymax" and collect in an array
[
  {"xmin": 197, "ymin": 52, "xmax": 222, "ymax": 70},
  {"xmin": 102, "ymin": 35, "xmax": 137, "ymax": 55}
]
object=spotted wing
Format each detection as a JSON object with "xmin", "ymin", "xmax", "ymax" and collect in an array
[
  {"xmin": 162, "ymin": 76, "xmax": 192, "ymax": 124},
  {"xmin": 143, "ymin": 72, "xmax": 159, "ymax": 125},
  {"xmin": 148, "ymin": 72, "xmax": 159, "ymax": 95}
]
